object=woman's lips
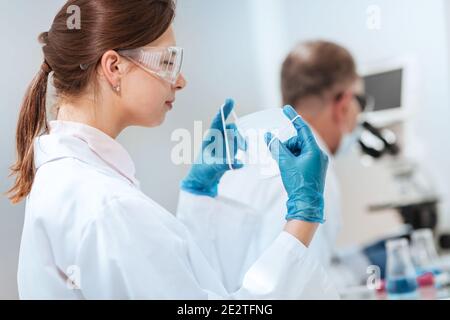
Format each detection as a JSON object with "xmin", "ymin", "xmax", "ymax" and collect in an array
[{"xmin": 165, "ymin": 100, "xmax": 175, "ymax": 109}]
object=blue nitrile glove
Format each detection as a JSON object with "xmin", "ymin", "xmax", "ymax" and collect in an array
[
  {"xmin": 181, "ymin": 99, "xmax": 246, "ymax": 197},
  {"xmin": 264, "ymin": 106, "xmax": 329, "ymax": 223}
]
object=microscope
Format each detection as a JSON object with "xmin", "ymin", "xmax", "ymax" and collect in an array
[{"xmin": 359, "ymin": 120, "xmax": 439, "ymax": 231}]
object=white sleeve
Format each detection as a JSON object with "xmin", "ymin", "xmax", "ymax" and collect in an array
[
  {"xmin": 76, "ymin": 194, "xmax": 338, "ymax": 299},
  {"xmin": 177, "ymin": 190, "xmax": 340, "ymax": 299},
  {"xmin": 234, "ymin": 231, "xmax": 339, "ymax": 299},
  {"xmin": 75, "ymin": 196, "xmax": 213, "ymax": 299}
]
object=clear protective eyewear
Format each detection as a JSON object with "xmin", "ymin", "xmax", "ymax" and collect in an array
[
  {"xmin": 118, "ymin": 46, "xmax": 184, "ymax": 84},
  {"xmin": 221, "ymin": 106, "xmax": 300, "ymax": 177},
  {"xmin": 220, "ymin": 104, "xmax": 239, "ymax": 171}
]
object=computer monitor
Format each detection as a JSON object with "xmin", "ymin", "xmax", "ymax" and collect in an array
[
  {"xmin": 363, "ymin": 68, "xmax": 403, "ymax": 112},
  {"xmin": 360, "ymin": 56, "xmax": 418, "ymax": 127}
]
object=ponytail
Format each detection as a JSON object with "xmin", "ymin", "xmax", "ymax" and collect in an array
[
  {"xmin": 8, "ymin": 61, "xmax": 51, "ymax": 203},
  {"xmin": 8, "ymin": 0, "xmax": 177, "ymax": 203}
]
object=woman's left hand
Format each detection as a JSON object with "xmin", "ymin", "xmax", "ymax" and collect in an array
[{"xmin": 180, "ymin": 99, "xmax": 245, "ymax": 197}]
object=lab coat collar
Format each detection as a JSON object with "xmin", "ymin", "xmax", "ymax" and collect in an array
[{"xmin": 34, "ymin": 120, "xmax": 139, "ymax": 187}]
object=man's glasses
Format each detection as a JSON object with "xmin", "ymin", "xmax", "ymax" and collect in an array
[
  {"xmin": 354, "ymin": 94, "xmax": 375, "ymax": 112},
  {"xmin": 335, "ymin": 92, "xmax": 375, "ymax": 113}
]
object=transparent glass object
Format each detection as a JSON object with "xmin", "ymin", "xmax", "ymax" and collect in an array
[
  {"xmin": 234, "ymin": 108, "xmax": 297, "ymax": 178},
  {"xmin": 385, "ymin": 238, "xmax": 418, "ymax": 298},
  {"xmin": 411, "ymin": 229, "xmax": 441, "ymax": 276}
]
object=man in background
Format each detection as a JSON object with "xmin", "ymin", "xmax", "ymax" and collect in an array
[{"xmin": 220, "ymin": 40, "xmax": 367, "ymax": 288}]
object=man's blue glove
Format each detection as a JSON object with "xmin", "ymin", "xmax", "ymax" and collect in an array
[
  {"xmin": 181, "ymin": 99, "xmax": 245, "ymax": 198},
  {"xmin": 265, "ymin": 106, "xmax": 329, "ymax": 224}
]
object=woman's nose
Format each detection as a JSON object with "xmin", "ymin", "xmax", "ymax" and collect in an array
[{"xmin": 173, "ymin": 74, "xmax": 187, "ymax": 91}]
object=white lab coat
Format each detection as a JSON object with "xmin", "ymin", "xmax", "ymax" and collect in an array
[
  {"xmin": 18, "ymin": 120, "xmax": 339, "ymax": 300},
  {"xmin": 220, "ymin": 130, "xmax": 342, "ymax": 269}
]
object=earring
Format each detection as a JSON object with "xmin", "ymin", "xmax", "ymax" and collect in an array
[{"xmin": 113, "ymin": 84, "xmax": 121, "ymax": 93}]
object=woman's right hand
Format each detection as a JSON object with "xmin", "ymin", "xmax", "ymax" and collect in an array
[{"xmin": 265, "ymin": 106, "xmax": 329, "ymax": 224}]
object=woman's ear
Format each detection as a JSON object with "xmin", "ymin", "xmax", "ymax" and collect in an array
[{"xmin": 99, "ymin": 50, "xmax": 123, "ymax": 90}]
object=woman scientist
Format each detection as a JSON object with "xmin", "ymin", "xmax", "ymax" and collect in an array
[{"xmin": 9, "ymin": 0, "xmax": 337, "ymax": 299}]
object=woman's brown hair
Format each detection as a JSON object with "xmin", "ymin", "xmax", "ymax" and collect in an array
[{"xmin": 8, "ymin": 0, "xmax": 176, "ymax": 203}]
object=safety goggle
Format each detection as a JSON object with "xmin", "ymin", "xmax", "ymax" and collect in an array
[
  {"xmin": 354, "ymin": 94, "xmax": 375, "ymax": 113},
  {"xmin": 335, "ymin": 92, "xmax": 375, "ymax": 113},
  {"xmin": 222, "ymin": 105, "xmax": 300, "ymax": 177},
  {"xmin": 118, "ymin": 46, "xmax": 184, "ymax": 84}
]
